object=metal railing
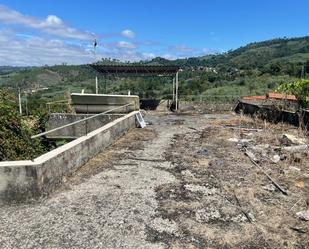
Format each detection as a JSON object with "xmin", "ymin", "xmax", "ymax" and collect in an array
[{"xmin": 31, "ymin": 102, "xmax": 135, "ymax": 139}]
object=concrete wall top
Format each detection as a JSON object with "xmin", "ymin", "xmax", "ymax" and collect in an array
[
  {"xmin": 0, "ymin": 110, "xmax": 138, "ymax": 203},
  {"xmin": 0, "ymin": 111, "xmax": 139, "ymax": 168},
  {"xmin": 71, "ymin": 93, "xmax": 140, "ymax": 114}
]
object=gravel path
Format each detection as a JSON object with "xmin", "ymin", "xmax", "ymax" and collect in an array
[{"xmin": 0, "ymin": 114, "xmax": 188, "ymax": 249}]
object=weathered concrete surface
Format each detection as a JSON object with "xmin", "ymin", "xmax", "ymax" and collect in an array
[
  {"xmin": 71, "ymin": 93, "xmax": 140, "ymax": 114},
  {"xmin": 0, "ymin": 113, "xmax": 189, "ymax": 249},
  {"xmin": 234, "ymin": 100, "xmax": 309, "ymax": 128},
  {"xmin": 47, "ymin": 113, "xmax": 123, "ymax": 139},
  {"xmin": 0, "ymin": 111, "xmax": 138, "ymax": 203}
]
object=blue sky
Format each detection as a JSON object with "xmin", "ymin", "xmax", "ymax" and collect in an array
[{"xmin": 0, "ymin": 0, "xmax": 308, "ymax": 66}]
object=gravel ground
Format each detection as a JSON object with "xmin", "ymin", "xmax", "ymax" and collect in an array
[
  {"xmin": 0, "ymin": 113, "xmax": 194, "ymax": 249},
  {"xmin": 0, "ymin": 112, "xmax": 308, "ymax": 249}
]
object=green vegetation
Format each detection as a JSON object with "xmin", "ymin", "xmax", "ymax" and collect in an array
[
  {"xmin": 277, "ymin": 80, "xmax": 309, "ymax": 108},
  {"xmin": 0, "ymin": 90, "xmax": 55, "ymax": 161},
  {"xmin": 2, "ymin": 36, "xmax": 309, "ymax": 105}
]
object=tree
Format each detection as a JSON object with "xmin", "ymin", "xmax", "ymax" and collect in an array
[
  {"xmin": 0, "ymin": 90, "xmax": 55, "ymax": 161},
  {"xmin": 277, "ymin": 80, "xmax": 309, "ymax": 129},
  {"xmin": 277, "ymin": 80, "xmax": 309, "ymax": 109}
]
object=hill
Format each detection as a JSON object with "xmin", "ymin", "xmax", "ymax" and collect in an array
[{"xmin": 0, "ymin": 36, "xmax": 308, "ymax": 107}]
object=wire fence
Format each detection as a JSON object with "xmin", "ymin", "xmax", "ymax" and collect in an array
[{"xmin": 178, "ymin": 94, "xmax": 242, "ymax": 103}]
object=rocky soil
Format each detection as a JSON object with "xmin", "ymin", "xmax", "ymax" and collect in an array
[{"xmin": 0, "ymin": 112, "xmax": 308, "ymax": 248}]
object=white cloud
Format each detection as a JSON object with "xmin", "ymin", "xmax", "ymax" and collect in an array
[
  {"xmin": 0, "ymin": 5, "xmax": 208, "ymax": 65},
  {"xmin": 121, "ymin": 29, "xmax": 135, "ymax": 39},
  {"xmin": 0, "ymin": 29, "xmax": 157, "ymax": 66},
  {"xmin": 0, "ymin": 5, "xmax": 94, "ymax": 40},
  {"xmin": 0, "ymin": 29, "xmax": 94, "ymax": 66},
  {"xmin": 202, "ymin": 48, "xmax": 210, "ymax": 54},
  {"xmin": 116, "ymin": 41, "xmax": 136, "ymax": 49},
  {"xmin": 162, "ymin": 53, "xmax": 177, "ymax": 60},
  {"xmin": 142, "ymin": 52, "xmax": 156, "ymax": 59}
]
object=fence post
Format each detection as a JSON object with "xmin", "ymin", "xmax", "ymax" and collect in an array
[{"xmin": 85, "ymin": 104, "xmax": 88, "ymax": 136}]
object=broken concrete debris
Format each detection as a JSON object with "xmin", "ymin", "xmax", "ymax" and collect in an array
[
  {"xmin": 227, "ymin": 137, "xmax": 252, "ymax": 144},
  {"xmin": 282, "ymin": 144, "xmax": 309, "ymax": 153},
  {"xmin": 271, "ymin": 154, "xmax": 280, "ymax": 163},
  {"xmin": 281, "ymin": 134, "xmax": 306, "ymax": 146},
  {"xmin": 296, "ymin": 210, "xmax": 309, "ymax": 221},
  {"xmin": 289, "ymin": 166, "xmax": 301, "ymax": 172}
]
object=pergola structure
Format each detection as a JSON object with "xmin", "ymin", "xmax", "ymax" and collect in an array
[{"xmin": 89, "ymin": 64, "xmax": 181, "ymax": 110}]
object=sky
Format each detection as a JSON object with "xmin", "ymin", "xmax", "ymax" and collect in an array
[{"xmin": 0, "ymin": 0, "xmax": 309, "ymax": 66}]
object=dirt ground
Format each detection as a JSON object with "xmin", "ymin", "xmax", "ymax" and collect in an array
[{"xmin": 0, "ymin": 111, "xmax": 308, "ymax": 249}]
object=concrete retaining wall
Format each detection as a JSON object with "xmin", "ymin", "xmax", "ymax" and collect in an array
[
  {"xmin": 234, "ymin": 101, "xmax": 309, "ymax": 129},
  {"xmin": 47, "ymin": 113, "xmax": 123, "ymax": 139},
  {"xmin": 71, "ymin": 94, "xmax": 140, "ymax": 114},
  {"xmin": 0, "ymin": 111, "xmax": 138, "ymax": 204}
]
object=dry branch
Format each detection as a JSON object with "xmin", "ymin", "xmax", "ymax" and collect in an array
[{"xmin": 245, "ymin": 149, "xmax": 288, "ymax": 195}]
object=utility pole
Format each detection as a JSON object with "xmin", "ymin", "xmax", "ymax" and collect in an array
[{"xmin": 94, "ymin": 39, "xmax": 98, "ymax": 94}]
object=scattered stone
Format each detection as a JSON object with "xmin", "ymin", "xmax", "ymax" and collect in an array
[
  {"xmin": 247, "ymin": 212, "xmax": 256, "ymax": 222},
  {"xmin": 281, "ymin": 134, "xmax": 306, "ymax": 146},
  {"xmin": 185, "ymin": 184, "xmax": 216, "ymax": 195},
  {"xmin": 227, "ymin": 138, "xmax": 252, "ymax": 144},
  {"xmin": 231, "ymin": 214, "xmax": 248, "ymax": 223},
  {"xmin": 149, "ymin": 217, "xmax": 179, "ymax": 235},
  {"xmin": 303, "ymin": 173, "xmax": 309, "ymax": 178},
  {"xmin": 197, "ymin": 148, "xmax": 209, "ymax": 156},
  {"xmin": 251, "ymin": 144, "xmax": 271, "ymax": 151},
  {"xmin": 282, "ymin": 145, "xmax": 309, "ymax": 153},
  {"xmin": 262, "ymin": 184, "xmax": 276, "ymax": 192},
  {"xmin": 240, "ymin": 139, "xmax": 252, "ymax": 144},
  {"xmin": 271, "ymin": 155, "xmax": 280, "ymax": 163},
  {"xmin": 292, "ymin": 153, "xmax": 302, "ymax": 163},
  {"xmin": 195, "ymin": 208, "xmax": 221, "ymax": 223},
  {"xmin": 245, "ymin": 150, "xmax": 258, "ymax": 162},
  {"xmin": 228, "ymin": 137, "xmax": 239, "ymax": 143},
  {"xmin": 296, "ymin": 210, "xmax": 309, "ymax": 221},
  {"xmin": 181, "ymin": 170, "xmax": 195, "ymax": 179},
  {"xmin": 289, "ymin": 166, "xmax": 301, "ymax": 172},
  {"xmin": 295, "ymin": 180, "xmax": 305, "ymax": 188}
]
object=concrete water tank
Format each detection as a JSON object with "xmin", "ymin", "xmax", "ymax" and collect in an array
[{"xmin": 71, "ymin": 93, "xmax": 140, "ymax": 114}]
